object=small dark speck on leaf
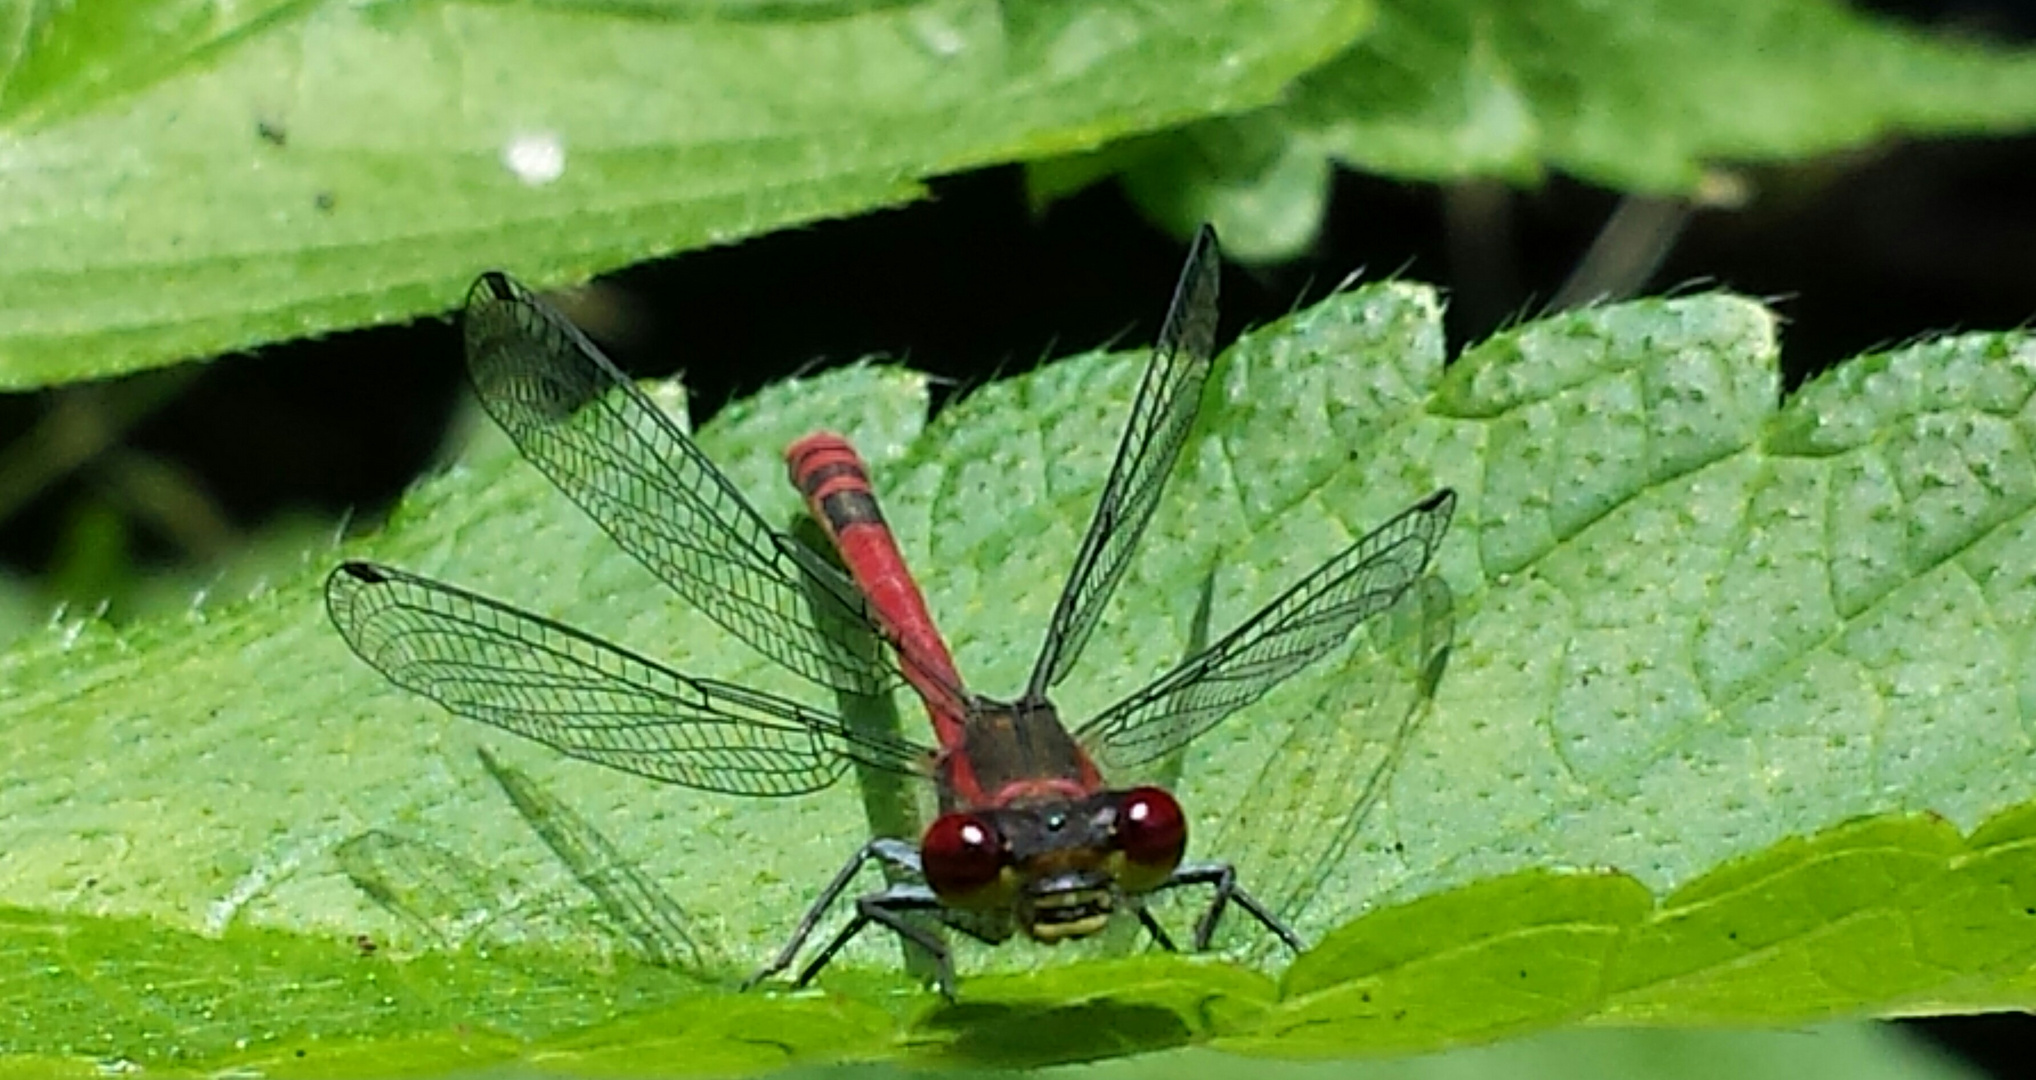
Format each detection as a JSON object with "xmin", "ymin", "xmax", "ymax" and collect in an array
[{"xmin": 257, "ymin": 120, "xmax": 287, "ymax": 147}]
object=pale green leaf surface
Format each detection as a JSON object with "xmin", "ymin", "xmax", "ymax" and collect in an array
[
  {"xmin": 0, "ymin": 0, "xmax": 1370, "ymax": 389},
  {"xmin": 2, "ymin": 286, "xmax": 2034, "ymax": 1076},
  {"xmin": 1067, "ymin": 0, "xmax": 2036, "ymax": 260}
]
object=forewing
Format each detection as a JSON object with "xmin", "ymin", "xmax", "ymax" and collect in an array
[
  {"xmin": 1076, "ymin": 489, "xmax": 1456, "ymax": 772},
  {"xmin": 326, "ymin": 561, "xmax": 931, "ymax": 797},
  {"xmin": 462, "ymin": 272, "xmax": 893, "ymax": 698},
  {"xmin": 1025, "ymin": 225, "xmax": 1222, "ymax": 699}
]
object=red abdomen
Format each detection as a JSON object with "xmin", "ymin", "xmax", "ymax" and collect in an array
[{"xmin": 787, "ymin": 433, "xmax": 969, "ymax": 751}]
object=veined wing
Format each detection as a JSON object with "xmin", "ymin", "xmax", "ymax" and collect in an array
[
  {"xmin": 326, "ymin": 562, "xmax": 931, "ymax": 797},
  {"xmin": 1075, "ymin": 489, "xmax": 1456, "ymax": 772},
  {"xmin": 1025, "ymin": 225, "xmax": 1222, "ymax": 700},
  {"xmin": 463, "ymin": 272, "xmax": 894, "ymax": 699},
  {"xmin": 1204, "ymin": 574, "xmax": 1455, "ymax": 951}
]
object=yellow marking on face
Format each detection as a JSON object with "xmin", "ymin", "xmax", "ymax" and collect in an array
[{"xmin": 1112, "ymin": 847, "xmax": 1173, "ymax": 895}]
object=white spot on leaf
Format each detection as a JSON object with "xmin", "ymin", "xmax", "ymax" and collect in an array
[{"xmin": 503, "ymin": 132, "xmax": 566, "ymax": 186}]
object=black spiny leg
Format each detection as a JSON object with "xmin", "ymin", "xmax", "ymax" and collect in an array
[
  {"xmin": 1148, "ymin": 860, "xmax": 1305, "ymax": 953},
  {"xmin": 746, "ymin": 838, "xmax": 923, "ymax": 990},
  {"xmin": 793, "ymin": 882, "xmax": 956, "ymax": 998}
]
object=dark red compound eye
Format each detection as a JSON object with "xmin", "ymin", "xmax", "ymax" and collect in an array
[
  {"xmin": 920, "ymin": 812, "xmax": 1005, "ymax": 898},
  {"xmin": 1117, "ymin": 787, "xmax": 1187, "ymax": 873}
]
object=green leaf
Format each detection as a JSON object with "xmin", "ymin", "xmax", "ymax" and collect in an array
[
  {"xmin": 1058, "ymin": 0, "xmax": 2036, "ymax": 260},
  {"xmin": 0, "ymin": 0, "xmax": 1371, "ymax": 389},
  {"xmin": 2, "ymin": 282, "xmax": 2033, "ymax": 1075}
]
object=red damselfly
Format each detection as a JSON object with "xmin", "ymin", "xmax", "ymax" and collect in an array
[{"xmin": 326, "ymin": 227, "xmax": 1456, "ymax": 995}]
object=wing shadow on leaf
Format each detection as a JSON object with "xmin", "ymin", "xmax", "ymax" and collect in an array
[{"xmin": 334, "ymin": 749, "xmax": 725, "ymax": 978}]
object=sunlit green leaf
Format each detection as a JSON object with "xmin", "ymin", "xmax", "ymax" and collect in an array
[{"xmin": 3, "ymin": 281, "xmax": 2032, "ymax": 1075}]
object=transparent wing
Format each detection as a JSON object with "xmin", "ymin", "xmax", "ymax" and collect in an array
[
  {"xmin": 463, "ymin": 272, "xmax": 894, "ymax": 698},
  {"xmin": 1025, "ymin": 225, "xmax": 1222, "ymax": 700},
  {"xmin": 1076, "ymin": 489, "xmax": 1457, "ymax": 771},
  {"xmin": 326, "ymin": 561, "xmax": 931, "ymax": 797},
  {"xmin": 1202, "ymin": 574, "xmax": 1455, "ymax": 952}
]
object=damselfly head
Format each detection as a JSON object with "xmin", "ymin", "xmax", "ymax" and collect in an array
[{"xmin": 918, "ymin": 786, "xmax": 1191, "ymax": 941}]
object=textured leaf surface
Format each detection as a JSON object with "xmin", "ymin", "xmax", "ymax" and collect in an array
[{"xmin": 2, "ymin": 285, "xmax": 2033, "ymax": 1074}]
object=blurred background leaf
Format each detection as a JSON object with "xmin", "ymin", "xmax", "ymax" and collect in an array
[
  {"xmin": 1046, "ymin": 0, "xmax": 2036, "ymax": 260},
  {"xmin": 0, "ymin": 0, "xmax": 1369, "ymax": 387}
]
